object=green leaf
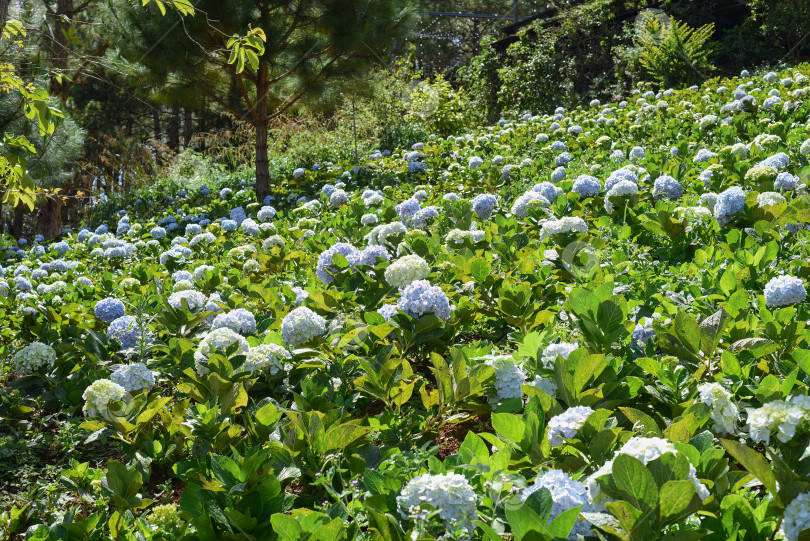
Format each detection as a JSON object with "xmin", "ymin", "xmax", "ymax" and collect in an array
[
  {"xmin": 470, "ymin": 258, "xmax": 492, "ymax": 282},
  {"xmin": 492, "ymin": 413, "xmax": 526, "ymax": 445},
  {"xmin": 719, "ymin": 438, "xmax": 780, "ymax": 503},
  {"xmin": 620, "ymin": 407, "xmax": 663, "ymax": 437},
  {"xmin": 612, "ymin": 454, "xmax": 659, "ymax": 511},
  {"xmin": 659, "ymin": 480, "xmax": 697, "ymax": 520},
  {"xmin": 271, "ymin": 513, "xmax": 303, "ymax": 541}
]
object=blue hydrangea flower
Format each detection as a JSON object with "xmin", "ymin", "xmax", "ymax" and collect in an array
[
  {"xmin": 108, "ymin": 315, "xmax": 151, "ymax": 350},
  {"xmin": 471, "ymin": 194, "xmax": 498, "ymax": 221},
  {"xmin": 396, "ymin": 198, "xmax": 421, "ymax": 222},
  {"xmin": 94, "ymin": 298, "xmax": 126, "ymax": 323},
  {"xmin": 764, "ymin": 275, "xmax": 806, "ymax": 307},
  {"xmin": 652, "ymin": 175, "xmax": 683, "ymax": 200},
  {"xmin": 714, "ymin": 187, "xmax": 746, "ymax": 226},
  {"xmin": 532, "ymin": 182, "xmax": 562, "ymax": 203},
  {"xmin": 316, "ymin": 243, "xmax": 361, "ymax": 284},
  {"xmin": 572, "ymin": 175, "xmax": 601, "ymax": 198},
  {"xmin": 397, "ymin": 280, "xmax": 452, "ymax": 321},
  {"xmin": 605, "ymin": 169, "xmax": 638, "ymax": 192}
]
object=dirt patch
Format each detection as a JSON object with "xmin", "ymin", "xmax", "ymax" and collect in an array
[{"xmin": 435, "ymin": 416, "xmax": 492, "ymax": 459}]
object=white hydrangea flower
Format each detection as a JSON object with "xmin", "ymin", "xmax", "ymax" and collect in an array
[
  {"xmin": 83, "ymin": 379, "xmax": 126, "ymax": 417},
  {"xmin": 212, "ymin": 308, "xmax": 257, "ymax": 335},
  {"xmin": 757, "ymin": 191, "xmax": 786, "ymax": 208},
  {"xmin": 522, "ymin": 469, "xmax": 594, "ymax": 539},
  {"xmin": 541, "ymin": 342, "xmax": 578, "ymax": 369},
  {"xmin": 511, "ymin": 191, "xmax": 550, "ymax": 218},
  {"xmin": 530, "ymin": 376, "xmax": 558, "ymax": 397},
  {"xmin": 587, "ymin": 437, "xmax": 710, "ymax": 508},
  {"xmin": 548, "ymin": 406, "xmax": 594, "ymax": 447},
  {"xmin": 782, "ymin": 492, "xmax": 810, "ymax": 541},
  {"xmin": 110, "ymin": 363, "xmax": 156, "ymax": 392},
  {"xmin": 194, "ymin": 328, "xmax": 250, "ymax": 376},
  {"xmin": 167, "ymin": 289, "xmax": 207, "ymax": 313},
  {"xmin": 747, "ymin": 396, "xmax": 810, "ymax": 444},
  {"xmin": 764, "ymin": 275, "xmax": 806, "ymax": 308},
  {"xmin": 445, "ymin": 228, "xmax": 485, "ymax": 249},
  {"xmin": 361, "ymin": 213, "xmax": 378, "ymax": 226},
  {"xmin": 385, "ymin": 255, "xmax": 430, "ymax": 289},
  {"xmin": 262, "ymin": 235, "xmax": 286, "ymax": 251},
  {"xmin": 397, "ymin": 473, "xmax": 477, "ymax": 533},
  {"xmin": 242, "ymin": 344, "xmax": 291, "ymax": 375},
  {"xmin": 489, "ymin": 357, "xmax": 525, "ymax": 401},
  {"xmin": 697, "ymin": 383, "xmax": 738, "ymax": 434},
  {"xmin": 281, "ymin": 307, "xmax": 326, "ymax": 347},
  {"xmin": 714, "ymin": 187, "xmax": 746, "ymax": 226},
  {"xmin": 604, "ymin": 180, "xmax": 638, "ymax": 213},
  {"xmin": 540, "ymin": 217, "xmax": 587, "ymax": 240},
  {"xmin": 13, "ymin": 341, "xmax": 56, "ymax": 373}
]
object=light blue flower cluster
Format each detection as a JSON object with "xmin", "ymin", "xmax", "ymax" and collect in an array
[
  {"xmin": 652, "ymin": 175, "xmax": 683, "ymax": 200},
  {"xmin": 358, "ymin": 244, "xmax": 389, "ymax": 266},
  {"xmin": 395, "ymin": 198, "xmax": 421, "ymax": 223},
  {"xmin": 397, "ymin": 280, "xmax": 452, "ymax": 321},
  {"xmin": 108, "ymin": 315, "xmax": 150, "ymax": 350},
  {"xmin": 397, "ymin": 473, "xmax": 477, "ymax": 533},
  {"xmin": 407, "ymin": 161, "xmax": 428, "ymax": 173},
  {"xmin": 775, "ymin": 172, "xmax": 799, "ymax": 191},
  {"xmin": 94, "ymin": 298, "xmax": 126, "ymax": 323},
  {"xmin": 212, "ymin": 308, "xmax": 257, "ymax": 335},
  {"xmin": 411, "ymin": 206, "xmax": 440, "ymax": 229},
  {"xmin": 548, "ymin": 406, "xmax": 594, "ymax": 447},
  {"xmin": 764, "ymin": 275, "xmax": 806, "ymax": 307},
  {"xmin": 714, "ymin": 187, "xmax": 746, "ymax": 226},
  {"xmin": 604, "ymin": 168, "xmax": 638, "ymax": 191},
  {"xmin": 257, "ymin": 206, "xmax": 276, "ymax": 222},
  {"xmin": 511, "ymin": 191, "xmax": 549, "ymax": 218},
  {"xmin": 532, "ymin": 182, "xmax": 562, "ymax": 203},
  {"xmin": 167, "ymin": 290, "xmax": 207, "ymax": 313},
  {"xmin": 759, "ymin": 152, "xmax": 790, "ymax": 170},
  {"xmin": 521, "ymin": 470, "xmax": 594, "ymax": 539},
  {"xmin": 241, "ymin": 219, "xmax": 259, "ymax": 235},
  {"xmin": 471, "ymin": 194, "xmax": 498, "ymax": 220},
  {"xmin": 281, "ymin": 307, "xmax": 326, "ymax": 347},
  {"xmin": 572, "ymin": 174, "xmax": 601, "ymax": 198},
  {"xmin": 316, "ymin": 243, "xmax": 362, "ymax": 284},
  {"xmin": 490, "ymin": 357, "xmax": 525, "ymax": 401},
  {"xmin": 110, "ymin": 363, "xmax": 155, "ymax": 392}
]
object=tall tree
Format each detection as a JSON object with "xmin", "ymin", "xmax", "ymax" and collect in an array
[
  {"xmin": 116, "ymin": 0, "xmax": 417, "ymax": 201},
  {"xmin": 0, "ymin": 0, "xmax": 10, "ymax": 29}
]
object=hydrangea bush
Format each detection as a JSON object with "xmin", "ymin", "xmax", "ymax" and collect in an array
[{"xmin": 3, "ymin": 66, "xmax": 810, "ymax": 541}]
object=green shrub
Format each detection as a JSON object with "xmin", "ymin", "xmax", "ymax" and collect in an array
[{"xmin": 636, "ymin": 14, "xmax": 715, "ymax": 89}]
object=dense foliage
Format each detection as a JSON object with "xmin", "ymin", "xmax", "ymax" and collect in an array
[{"xmin": 3, "ymin": 64, "xmax": 810, "ymax": 540}]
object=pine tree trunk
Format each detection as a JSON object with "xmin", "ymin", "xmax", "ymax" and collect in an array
[
  {"xmin": 36, "ymin": 197, "xmax": 61, "ymax": 240},
  {"xmin": 12, "ymin": 205, "xmax": 24, "ymax": 239},
  {"xmin": 254, "ymin": 63, "xmax": 270, "ymax": 203},
  {"xmin": 0, "ymin": 196, "xmax": 5, "ymax": 235},
  {"xmin": 184, "ymin": 108, "xmax": 193, "ymax": 148},
  {"xmin": 168, "ymin": 104, "xmax": 180, "ymax": 151},
  {"xmin": 0, "ymin": 0, "xmax": 10, "ymax": 30}
]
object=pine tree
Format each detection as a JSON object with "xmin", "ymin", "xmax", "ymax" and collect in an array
[{"xmin": 114, "ymin": 0, "xmax": 417, "ymax": 202}]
